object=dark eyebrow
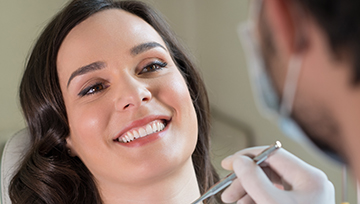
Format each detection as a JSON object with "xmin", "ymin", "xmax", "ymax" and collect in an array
[
  {"xmin": 130, "ymin": 42, "xmax": 167, "ymax": 56},
  {"xmin": 67, "ymin": 61, "xmax": 106, "ymax": 88}
]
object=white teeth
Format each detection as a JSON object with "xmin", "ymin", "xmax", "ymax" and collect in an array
[
  {"xmin": 152, "ymin": 123, "xmax": 157, "ymax": 132},
  {"xmin": 133, "ymin": 130, "xmax": 140, "ymax": 139},
  {"xmin": 125, "ymin": 135, "xmax": 130, "ymax": 142},
  {"xmin": 127, "ymin": 131, "xmax": 133, "ymax": 139},
  {"xmin": 146, "ymin": 124, "xmax": 153, "ymax": 135},
  {"xmin": 156, "ymin": 122, "xmax": 160, "ymax": 131},
  {"xmin": 121, "ymin": 137, "xmax": 127, "ymax": 143},
  {"xmin": 117, "ymin": 120, "xmax": 167, "ymax": 143},
  {"xmin": 139, "ymin": 127, "xmax": 146, "ymax": 137}
]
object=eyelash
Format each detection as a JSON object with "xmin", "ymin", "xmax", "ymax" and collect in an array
[
  {"xmin": 78, "ymin": 61, "xmax": 167, "ymax": 97},
  {"xmin": 78, "ymin": 82, "xmax": 108, "ymax": 97},
  {"xmin": 139, "ymin": 61, "xmax": 167, "ymax": 74}
]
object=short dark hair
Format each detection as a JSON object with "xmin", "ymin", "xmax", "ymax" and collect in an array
[
  {"xmin": 295, "ymin": 0, "xmax": 360, "ymax": 83},
  {"xmin": 10, "ymin": 0, "xmax": 220, "ymax": 203}
]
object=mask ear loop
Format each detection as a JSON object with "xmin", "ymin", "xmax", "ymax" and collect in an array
[
  {"xmin": 249, "ymin": 0, "xmax": 263, "ymax": 22},
  {"xmin": 279, "ymin": 54, "xmax": 303, "ymax": 117},
  {"xmin": 341, "ymin": 165, "xmax": 349, "ymax": 204},
  {"xmin": 248, "ymin": 5, "xmax": 352, "ymax": 203},
  {"xmin": 277, "ymin": 0, "xmax": 307, "ymax": 118},
  {"xmin": 357, "ymin": 179, "xmax": 360, "ymax": 204}
]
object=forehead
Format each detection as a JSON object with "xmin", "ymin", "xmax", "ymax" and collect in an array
[{"xmin": 57, "ymin": 9, "xmax": 166, "ymax": 77}]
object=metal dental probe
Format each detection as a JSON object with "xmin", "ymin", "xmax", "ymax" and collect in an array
[{"xmin": 191, "ymin": 141, "xmax": 282, "ymax": 204}]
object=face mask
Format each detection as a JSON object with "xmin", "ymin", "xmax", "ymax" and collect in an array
[{"xmin": 237, "ymin": 18, "xmax": 345, "ymax": 164}]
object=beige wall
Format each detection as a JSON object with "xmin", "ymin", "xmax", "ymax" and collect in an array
[
  {"xmin": 0, "ymin": 0, "xmax": 356, "ymax": 202},
  {"xmin": 0, "ymin": 0, "xmax": 68, "ymax": 139}
]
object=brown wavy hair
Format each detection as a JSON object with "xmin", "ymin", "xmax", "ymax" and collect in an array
[{"xmin": 10, "ymin": 0, "xmax": 220, "ymax": 203}]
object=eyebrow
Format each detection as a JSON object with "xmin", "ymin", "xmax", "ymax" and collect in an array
[
  {"xmin": 67, "ymin": 61, "xmax": 106, "ymax": 88},
  {"xmin": 130, "ymin": 42, "xmax": 167, "ymax": 56},
  {"xmin": 66, "ymin": 42, "xmax": 166, "ymax": 88}
]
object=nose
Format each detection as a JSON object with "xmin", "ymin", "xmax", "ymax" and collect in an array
[{"xmin": 114, "ymin": 77, "xmax": 152, "ymax": 111}]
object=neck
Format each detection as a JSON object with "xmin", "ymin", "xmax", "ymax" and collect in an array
[
  {"xmin": 334, "ymin": 83, "xmax": 360, "ymax": 181},
  {"xmin": 99, "ymin": 158, "xmax": 201, "ymax": 204}
]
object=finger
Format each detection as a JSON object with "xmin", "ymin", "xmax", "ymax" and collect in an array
[
  {"xmin": 221, "ymin": 178, "xmax": 246, "ymax": 203},
  {"xmin": 231, "ymin": 155, "xmax": 282, "ymax": 204},
  {"xmin": 262, "ymin": 166, "xmax": 285, "ymax": 189},
  {"xmin": 224, "ymin": 146, "xmax": 328, "ymax": 189},
  {"xmin": 262, "ymin": 148, "xmax": 329, "ymax": 190},
  {"xmin": 228, "ymin": 162, "xmax": 288, "ymax": 191},
  {"xmin": 222, "ymin": 146, "xmax": 270, "ymax": 170},
  {"xmin": 237, "ymin": 194, "xmax": 256, "ymax": 204},
  {"xmin": 222, "ymin": 155, "xmax": 234, "ymax": 171},
  {"xmin": 235, "ymin": 156, "xmax": 334, "ymax": 204}
]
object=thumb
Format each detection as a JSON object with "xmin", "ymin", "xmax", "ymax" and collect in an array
[{"xmin": 226, "ymin": 155, "xmax": 290, "ymax": 204}]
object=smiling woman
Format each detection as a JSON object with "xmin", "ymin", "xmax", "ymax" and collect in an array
[{"xmin": 9, "ymin": 0, "xmax": 220, "ymax": 204}]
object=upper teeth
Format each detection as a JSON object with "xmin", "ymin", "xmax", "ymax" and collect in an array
[{"xmin": 118, "ymin": 120, "xmax": 166, "ymax": 143}]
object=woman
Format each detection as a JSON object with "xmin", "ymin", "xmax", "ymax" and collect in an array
[{"xmin": 10, "ymin": 0, "xmax": 220, "ymax": 203}]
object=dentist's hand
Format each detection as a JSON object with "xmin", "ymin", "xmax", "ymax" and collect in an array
[{"xmin": 221, "ymin": 146, "xmax": 335, "ymax": 204}]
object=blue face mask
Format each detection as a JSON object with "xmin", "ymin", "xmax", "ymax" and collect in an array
[{"xmin": 238, "ymin": 20, "xmax": 345, "ymax": 164}]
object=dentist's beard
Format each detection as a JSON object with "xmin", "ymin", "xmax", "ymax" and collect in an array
[{"xmin": 292, "ymin": 104, "xmax": 347, "ymax": 164}]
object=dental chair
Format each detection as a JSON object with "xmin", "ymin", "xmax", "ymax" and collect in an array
[{"xmin": 1, "ymin": 129, "xmax": 31, "ymax": 204}]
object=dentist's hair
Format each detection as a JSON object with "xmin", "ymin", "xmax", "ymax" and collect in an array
[
  {"xmin": 295, "ymin": 0, "xmax": 360, "ymax": 84},
  {"xmin": 10, "ymin": 0, "xmax": 220, "ymax": 203}
]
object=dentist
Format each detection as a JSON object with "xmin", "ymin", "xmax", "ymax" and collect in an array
[{"xmin": 221, "ymin": 0, "xmax": 360, "ymax": 203}]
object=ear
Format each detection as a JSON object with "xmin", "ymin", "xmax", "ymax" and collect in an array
[
  {"xmin": 263, "ymin": 0, "xmax": 309, "ymax": 56},
  {"xmin": 66, "ymin": 135, "xmax": 78, "ymax": 157}
]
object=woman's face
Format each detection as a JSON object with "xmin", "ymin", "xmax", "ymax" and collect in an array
[{"xmin": 57, "ymin": 9, "xmax": 198, "ymax": 188}]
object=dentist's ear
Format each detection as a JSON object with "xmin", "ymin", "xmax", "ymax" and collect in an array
[
  {"xmin": 66, "ymin": 135, "xmax": 78, "ymax": 157},
  {"xmin": 263, "ymin": 0, "xmax": 309, "ymax": 55}
]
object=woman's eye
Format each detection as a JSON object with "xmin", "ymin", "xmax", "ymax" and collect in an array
[
  {"xmin": 140, "ymin": 61, "xmax": 167, "ymax": 74},
  {"xmin": 78, "ymin": 83, "xmax": 107, "ymax": 97}
]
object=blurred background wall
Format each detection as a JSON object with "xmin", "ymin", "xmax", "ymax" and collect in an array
[{"xmin": 0, "ymin": 0, "xmax": 356, "ymax": 202}]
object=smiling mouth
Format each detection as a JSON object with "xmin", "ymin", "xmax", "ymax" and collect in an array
[{"xmin": 115, "ymin": 119, "xmax": 168, "ymax": 143}]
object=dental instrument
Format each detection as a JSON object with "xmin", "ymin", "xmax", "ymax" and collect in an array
[{"xmin": 191, "ymin": 141, "xmax": 282, "ymax": 204}]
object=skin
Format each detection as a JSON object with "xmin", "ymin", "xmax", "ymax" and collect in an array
[
  {"xmin": 56, "ymin": 9, "xmax": 200, "ymax": 204},
  {"xmin": 221, "ymin": 147, "xmax": 334, "ymax": 203},
  {"xmin": 258, "ymin": 0, "xmax": 360, "ymax": 179},
  {"xmin": 220, "ymin": 0, "xmax": 359, "ymax": 203},
  {"xmin": 257, "ymin": 0, "xmax": 346, "ymax": 158}
]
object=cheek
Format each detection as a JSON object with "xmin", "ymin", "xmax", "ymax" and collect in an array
[
  {"xmin": 161, "ymin": 72, "xmax": 196, "ymax": 121},
  {"xmin": 158, "ymin": 71, "xmax": 198, "ymax": 149},
  {"xmin": 65, "ymin": 99, "xmax": 112, "ymax": 154},
  {"xmin": 165, "ymin": 79, "xmax": 192, "ymax": 109}
]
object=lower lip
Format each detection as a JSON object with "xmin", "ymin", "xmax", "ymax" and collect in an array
[{"xmin": 116, "ymin": 122, "xmax": 169, "ymax": 148}]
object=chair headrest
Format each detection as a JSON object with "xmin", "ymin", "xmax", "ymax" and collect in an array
[{"xmin": 1, "ymin": 128, "xmax": 31, "ymax": 204}]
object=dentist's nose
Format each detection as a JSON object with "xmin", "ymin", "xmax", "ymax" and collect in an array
[{"xmin": 115, "ymin": 78, "xmax": 152, "ymax": 111}]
